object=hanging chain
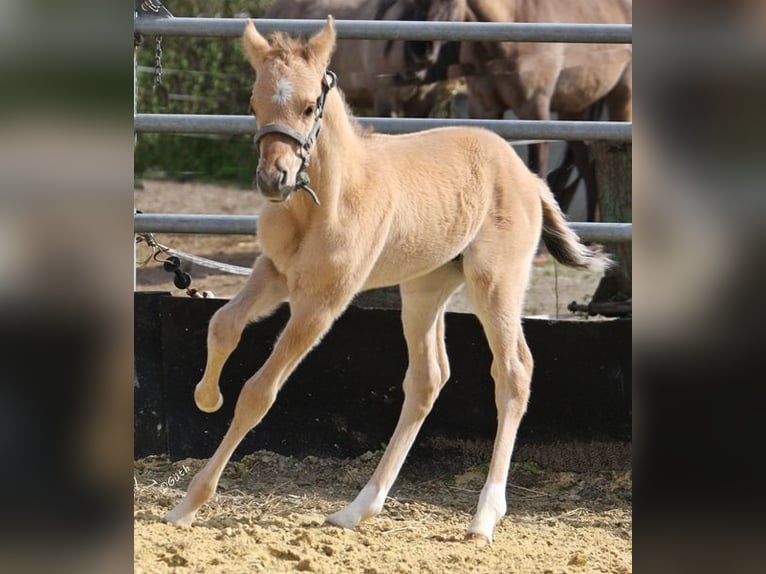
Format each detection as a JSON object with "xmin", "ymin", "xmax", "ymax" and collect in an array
[
  {"xmin": 136, "ymin": 0, "xmax": 173, "ymax": 92},
  {"xmin": 153, "ymin": 35, "xmax": 164, "ymax": 92}
]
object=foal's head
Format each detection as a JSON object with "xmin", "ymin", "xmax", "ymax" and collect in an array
[{"xmin": 243, "ymin": 18, "xmax": 337, "ymax": 203}]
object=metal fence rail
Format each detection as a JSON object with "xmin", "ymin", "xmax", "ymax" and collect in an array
[
  {"xmin": 135, "ymin": 18, "xmax": 632, "ymax": 43},
  {"xmin": 134, "ymin": 214, "xmax": 631, "ymax": 244},
  {"xmin": 135, "ymin": 114, "xmax": 632, "ymax": 141}
]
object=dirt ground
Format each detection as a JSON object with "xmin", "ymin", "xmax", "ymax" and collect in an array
[
  {"xmin": 134, "ymin": 180, "xmax": 630, "ymax": 572},
  {"xmin": 134, "ymin": 439, "xmax": 631, "ymax": 574}
]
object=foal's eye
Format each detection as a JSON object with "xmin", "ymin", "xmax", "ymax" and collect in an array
[{"xmin": 303, "ymin": 105, "xmax": 315, "ymax": 117}]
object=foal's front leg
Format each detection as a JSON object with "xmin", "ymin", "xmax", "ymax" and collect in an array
[
  {"xmin": 165, "ymin": 292, "xmax": 348, "ymax": 526},
  {"xmin": 194, "ymin": 256, "xmax": 287, "ymax": 412}
]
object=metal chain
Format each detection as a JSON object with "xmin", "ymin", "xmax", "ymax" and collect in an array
[
  {"xmin": 153, "ymin": 35, "xmax": 163, "ymax": 92},
  {"xmin": 135, "ymin": 1, "xmax": 173, "ymax": 101},
  {"xmin": 141, "ymin": 0, "xmax": 162, "ymax": 13}
]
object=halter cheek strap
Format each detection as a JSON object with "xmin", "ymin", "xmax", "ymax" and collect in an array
[{"xmin": 252, "ymin": 70, "xmax": 338, "ymax": 206}]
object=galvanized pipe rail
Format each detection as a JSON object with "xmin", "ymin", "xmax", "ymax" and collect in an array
[
  {"xmin": 134, "ymin": 214, "xmax": 631, "ymax": 244},
  {"xmin": 135, "ymin": 114, "xmax": 631, "ymax": 141},
  {"xmin": 135, "ymin": 18, "xmax": 632, "ymax": 43}
]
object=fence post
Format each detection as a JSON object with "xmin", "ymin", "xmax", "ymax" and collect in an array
[
  {"xmin": 591, "ymin": 141, "xmax": 632, "ymax": 303},
  {"xmin": 134, "ymin": 18, "xmax": 139, "ymax": 291}
]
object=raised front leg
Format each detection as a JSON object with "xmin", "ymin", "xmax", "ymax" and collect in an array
[
  {"xmin": 165, "ymin": 293, "xmax": 350, "ymax": 527},
  {"xmin": 194, "ymin": 256, "xmax": 287, "ymax": 412}
]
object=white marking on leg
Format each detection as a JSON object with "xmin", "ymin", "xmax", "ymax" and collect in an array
[
  {"xmin": 164, "ymin": 504, "xmax": 196, "ymax": 527},
  {"xmin": 272, "ymin": 78, "xmax": 293, "ymax": 105},
  {"xmin": 326, "ymin": 484, "xmax": 385, "ymax": 529},
  {"xmin": 467, "ymin": 482, "xmax": 507, "ymax": 543}
]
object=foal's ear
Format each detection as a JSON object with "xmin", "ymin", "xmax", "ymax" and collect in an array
[
  {"xmin": 242, "ymin": 19, "xmax": 269, "ymax": 69},
  {"xmin": 308, "ymin": 16, "xmax": 336, "ymax": 68}
]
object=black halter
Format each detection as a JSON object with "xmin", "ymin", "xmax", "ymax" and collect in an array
[{"xmin": 253, "ymin": 70, "xmax": 338, "ymax": 205}]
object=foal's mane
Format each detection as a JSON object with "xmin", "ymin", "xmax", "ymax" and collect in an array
[{"xmin": 263, "ymin": 32, "xmax": 315, "ymax": 64}]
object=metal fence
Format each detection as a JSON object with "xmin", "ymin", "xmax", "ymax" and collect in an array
[
  {"xmin": 134, "ymin": 16, "xmax": 632, "ymax": 243},
  {"xmin": 135, "ymin": 114, "xmax": 632, "ymax": 141},
  {"xmin": 135, "ymin": 18, "xmax": 632, "ymax": 42}
]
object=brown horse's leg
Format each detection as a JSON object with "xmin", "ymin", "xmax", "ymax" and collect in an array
[
  {"xmin": 325, "ymin": 264, "xmax": 463, "ymax": 529},
  {"xmin": 569, "ymin": 140, "xmax": 599, "ymax": 222},
  {"xmin": 605, "ymin": 62, "xmax": 632, "ymax": 122},
  {"xmin": 527, "ymin": 141, "xmax": 548, "ymax": 178},
  {"xmin": 522, "ymin": 94, "xmax": 552, "ymax": 177},
  {"xmin": 165, "ymin": 292, "xmax": 349, "ymax": 526},
  {"xmin": 194, "ymin": 256, "xmax": 288, "ymax": 412},
  {"xmin": 462, "ymin": 245, "xmax": 535, "ymax": 544},
  {"xmin": 556, "ymin": 102, "xmax": 608, "ymax": 222}
]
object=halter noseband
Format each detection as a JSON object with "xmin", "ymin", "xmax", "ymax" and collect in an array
[{"xmin": 253, "ymin": 70, "xmax": 338, "ymax": 206}]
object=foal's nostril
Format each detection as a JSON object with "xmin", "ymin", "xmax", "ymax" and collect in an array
[
  {"xmin": 254, "ymin": 169, "xmax": 266, "ymax": 191},
  {"xmin": 254, "ymin": 168, "xmax": 289, "ymax": 196}
]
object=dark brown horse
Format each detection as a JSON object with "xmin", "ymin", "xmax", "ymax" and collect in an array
[{"xmin": 264, "ymin": 0, "xmax": 466, "ymax": 116}]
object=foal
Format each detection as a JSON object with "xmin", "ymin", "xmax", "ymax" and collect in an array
[{"xmin": 164, "ymin": 17, "xmax": 609, "ymax": 544}]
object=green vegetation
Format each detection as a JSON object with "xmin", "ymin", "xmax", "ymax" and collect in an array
[{"xmin": 134, "ymin": 0, "xmax": 274, "ymax": 184}]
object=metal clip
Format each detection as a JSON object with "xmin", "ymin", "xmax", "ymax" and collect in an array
[
  {"xmin": 138, "ymin": 0, "xmax": 173, "ymax": 18},
  {"xmin": 296, "ymin": 171, "xmax": 321, "ymax": 205}
]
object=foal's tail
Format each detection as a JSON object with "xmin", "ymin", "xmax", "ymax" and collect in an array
[{"xmin": 538, "ymin": 178, "xmax": 612, "ymax": 272}]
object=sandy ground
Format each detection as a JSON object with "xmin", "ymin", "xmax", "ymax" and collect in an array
[
  {"xmin": 134, "ymin": 439, "xmax": 631, "ymax": 574},
  {"xmin": 134, "ymin": 180, "xmax": 630, "ymax": 572}
]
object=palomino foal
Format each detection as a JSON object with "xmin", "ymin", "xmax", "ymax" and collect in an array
[{"xmin": 164, "ymin": 17, "xmax": 609, "ymax": 544}]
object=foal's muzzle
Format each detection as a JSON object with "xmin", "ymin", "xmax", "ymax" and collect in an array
[{"xmin": 254, "ymin": 167, "xmax": 292, "ymax": 202}]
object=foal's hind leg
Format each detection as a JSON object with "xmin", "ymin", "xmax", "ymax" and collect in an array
[
  {"xmin": 462, "ymin": 248, "xmax": 536, "ymax": 544},
  {"xmin": 194, "ymin": 256, "xmax": 287, "ymax": 412},
  {"xmin": 165, "ymin": 292, "xmax": 349, "ymax": 526},
  {"xmin": 326, "ymin": 264, "xmax": 463, "ymax": 529}
]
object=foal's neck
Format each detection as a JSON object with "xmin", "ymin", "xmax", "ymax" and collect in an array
[{"xmin": 305, "ymin": 90, "xmax": 363, "ymax": 209}]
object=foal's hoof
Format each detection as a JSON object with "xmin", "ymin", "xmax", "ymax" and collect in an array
[
  {"xmin": 323, "ymin": 513, "xmax": 355, "ymax": 530},
  {"xmin": 163, "ymin": 508, "xmax": 194, "ymax": 528},
  {"xmin": 194, "ymin": 383, "xmax": 223, "ymax": 413},
  {"xmin": 464, "ymin": 532, "xmax": 491, "ymax": 547}
]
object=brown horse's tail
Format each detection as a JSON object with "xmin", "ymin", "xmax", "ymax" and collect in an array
[{"xmin": 537, "ymin": 178, "xmax": 612, "ymax": 272}]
